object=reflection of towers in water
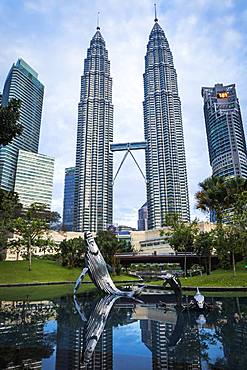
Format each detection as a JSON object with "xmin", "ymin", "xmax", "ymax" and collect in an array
[
  {"xmin": 221, "ymin": 311, "xmax": 247, "ymax": 369},
  {"xmin": 140, "ymin": 319, "xmax": 201, "ymax": 370},
  {"xmin": 55, "ymin": 320, "xmax": 112, "ymax": 370},
  {"xmin": 140, "ymin": 320, "xmax": 175, "ymax": 369},
  {"xmin": 55, "ymin": 323, "xmax": 84, "ymax": 369},
  {"xmin": 0, "ymin": 301, "xmax": 54, "ymax": 370},
  {"xmin": 180, "ymin": 326, "xmax": 201, "ymax": 370},
  {"xmin": 87, "ymin": 328, "xmax": 113, "ymax": 370}
]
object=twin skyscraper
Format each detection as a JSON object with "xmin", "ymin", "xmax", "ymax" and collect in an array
[
  {"xmin": 1, "ymin": 13, "xmax": 245, "ymax": 232},
  {"xmin": 70, "ymin": 14, "xmax": 190, "ymax": 232}
]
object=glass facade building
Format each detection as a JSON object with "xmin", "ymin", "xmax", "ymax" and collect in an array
[
  {"xmin": 14, "ymin": 150, "xmax": 54, "ymax": 209},
  {"xmin": 0, "ymin": 59, "xmax": 44, "ymax": 191},
  {"xmin": 143, "ymin": 18, "xmax": 190, "ymax": 229},
  {"xmin": 62, "ymin": 167, "xmax": 75, "ymax": 231},
  {"xmin": 138, "ymin": 202, "xmax": 148, "ymax": 231},
  {"xmin": 74, "ymin": 27, "xmax": 113, "ymax": 232},
  {"xmin": 202, "ymin": 83, "xmax": 247, "ymax": 178}
]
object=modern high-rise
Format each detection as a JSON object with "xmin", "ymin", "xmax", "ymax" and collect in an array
[
  {"xmin": 0, "ymin": 59, "xmax": 44, "ymax": 191},
  {"xmin": 201, "ymin": 83, "xmax": 247, "ymax": 178},
  {"xmin": 74, "ymin": 26, "xmax": 113, "ymax": 232},
  {"xmin": 138, "ymin": 202, "xmax": 148, "ymax": 231},
  {"xmin": 14, "ymin": 150, "xmax": 54, "ymax": 209},
  {"xmin": 62, "ymin": 167, "xmax": 75, "ymax": 231},
  {"xmin": 143, "ymin": 15, "xmax": 190, "ymax": 229}
]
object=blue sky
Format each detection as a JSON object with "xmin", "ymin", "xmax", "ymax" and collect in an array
[{"xmin": 0, "ymin": 0, "xmax": 247, "ymax": 226}]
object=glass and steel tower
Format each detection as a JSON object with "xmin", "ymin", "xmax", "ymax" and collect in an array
[
  {"xmin": 0, "ymin": 59, "xmax": 44, "ymax": 191},
  {"xmin": 143, "ymin": 14, "xmax": 190, "ymax": 229},
  {"xmin": 201, "ymin": 83, "xmax": 247, "ymax": 178},
  {"xmin": 74, "ymin": 26, "xmax": 113, "ymax": 232},
  {"xmin": 14, "ymin": 150, "xmax": 54, "ymax": 210},
  {"xmin": 62, "ymin": 167, "xmax": 75, "ymax": 231},
  {"xmin": 138, "ymin": 202, "xmax": 148, "ymax": 231}
]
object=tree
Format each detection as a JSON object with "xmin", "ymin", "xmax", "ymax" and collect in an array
[
  {"xmin": 195, "ymin": 176, "xmax": 229, "ymax": 225},
  {"xmin": 162, "ymin": 212, "xmax": 180, "ymax": 227},
  {"xmin": 59, "ymin": 237, "xmax": 85, "ymax": 268},
  {"xmin": 196, "ymin": 176, "xmax": 247, "ymax": 273},
  {"xmin": 0, "ymin": 98, "xmax": 22, "ymax": 145},
  {"xmin": 12, "ymin": 203, "xmax": 60, "ymax": 271},
  {"xmin": 194, "ymin": 231, "xmax": 214, "ymax": 275},
  {"xmin": 118, "ymin": 239, "xmax": 133, "ymax": 253},
  {"xmin": 0, "ymin": 189, "xmax": 22, "ymax": 260},
  {"xmin": 169, "ymin": 220, "xmax": 198, "ymax": 276},
  {"xmin": 216, "ymin": 190, "xmax": 247, "ymax": 276},
  {"xmin": 96, "ymin": 231, "xmax": 122, "ymax": 274}
]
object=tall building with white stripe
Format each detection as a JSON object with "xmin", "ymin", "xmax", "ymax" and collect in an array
[
  {"xmin": 74, "ymin": 26, "xmax": 113, "ymax": 232},
  {"xmin": 143, "ymin": 15, "xmax": 190, "ymax": 229}
]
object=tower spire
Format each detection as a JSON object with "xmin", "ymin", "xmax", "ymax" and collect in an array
[
  {"xmin": 154, "ymin": 3, "xmax": 158, "ymax": 22},
  {"xmin": 97, "ymin": 11, "xmax": 100, "ymax": 30}
]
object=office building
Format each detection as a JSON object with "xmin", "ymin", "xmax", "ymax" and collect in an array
[
  {"xmin": 143, "ymin": 15, "xmax": 190, "ymax": 229},
  {"xmin": 62, "ymin": 167, "xmax": 75, "ymax": 231},
  {"xmin": 14, "ymin": 150, "xmax": 54, "ymax": 209},
  {"xmin": 202, "ymin": 83, "xmax": 247, "ymax": 178},
  {"xmin": 0, "ymin": 58, "xmax": 44, "ymax": 191},
  {"xmin": 74, "ymin": 25, "xmax": 113, "ymax": 232},
  {"xmin": 138, "ymin": 202, "xmax": 148, "ymax": 231}
]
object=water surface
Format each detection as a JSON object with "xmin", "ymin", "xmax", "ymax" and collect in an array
[{"xmin": 0, "ymin": 292, "xmax": 246, "ymax": 369}]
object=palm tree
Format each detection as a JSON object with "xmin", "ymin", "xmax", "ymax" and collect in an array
[
  {"xmin": 224, "ymin": 176, "xmax": 247, "ymax": 207},
  {"xmin": 195, "ymin": 176, "xmax": 229, "ymax": 224}
]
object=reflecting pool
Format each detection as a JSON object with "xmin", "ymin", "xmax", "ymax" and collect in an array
[{"xmin": 0, "ymin": 292, "xmax": 247, "ymax": 369}]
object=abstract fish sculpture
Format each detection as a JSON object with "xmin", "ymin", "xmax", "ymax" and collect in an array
[
  {"xmin": 193, "ymin": 287, "xmax": 205, "ymax": 309},
  {"xmin": 74, "ymin": 231, "xmax": 144, "ymax": 297},
  {"xmin": 160, "ymin": 272, "xmax": 183, "ymax": 307}
]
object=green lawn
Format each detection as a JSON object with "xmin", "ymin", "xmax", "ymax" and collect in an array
[
  {"xmin": 0, "ymin": 260, "xmax": 138, "ymax": 284},
  {"xmin": 0, "ymin": 259, "xmax": 139, "ymax": 300},
  {"xmin": 148, "ymin": 261, "xmax": 247, "ymax": 288}
]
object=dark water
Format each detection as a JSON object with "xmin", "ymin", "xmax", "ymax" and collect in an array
[{"xmin": 0, "ymin": 292, "xmax": 247, "ymax": 369}]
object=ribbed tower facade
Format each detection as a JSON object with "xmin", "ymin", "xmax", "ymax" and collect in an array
[
  {"xmin": 202, "ymin": 83, "xmax": 247, "ymax": 179},
  {"xmin": 143, "ymin": 18, "xmax": 190, "ymax": 229},
  {"xmin": 74, "ymin": 27, "xmax": 113, "ymax": 232}
]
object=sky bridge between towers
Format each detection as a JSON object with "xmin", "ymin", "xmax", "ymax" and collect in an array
[{"xmin": 110, "ymin": 141, "xmax": 147, "ymax": 185}]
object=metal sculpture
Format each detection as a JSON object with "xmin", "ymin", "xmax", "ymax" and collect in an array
[
  {"xmin": 193, "ymin": 287, "xmax": 205, "ymax": 309},
  {"xmin": 160, "ymin": 272, "xmax": 183, "ymax": 307},
  {"xmin": 74, "ymin": 231, "xmax": 144, "ymax": 297}
]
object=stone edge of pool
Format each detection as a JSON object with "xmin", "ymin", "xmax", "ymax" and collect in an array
[{"xmin": 0, "ymin": 281, "xmax": 246, "ymax": 291}]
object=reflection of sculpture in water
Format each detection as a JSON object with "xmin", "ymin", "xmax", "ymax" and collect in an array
[
  {"xmin": 74, "ymin": 232, "xmax": 144, "ymax": 297},
  {"xmin": 81, "ymin": 295, "xmax": 119, "ymax": 367}
]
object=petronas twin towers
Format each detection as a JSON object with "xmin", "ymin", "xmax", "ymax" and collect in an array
[
  {"xmin": 74, "ymin": 26, "xmax": 113, "ymax": 232},
  {"xmin": 74, "ymin": 16, "xmax": 190, "ymax": 232}
]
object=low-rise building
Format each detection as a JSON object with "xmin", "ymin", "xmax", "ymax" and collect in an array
[
  {"xmin": 130, "ymin": 221, "xmax": 216, "ymax": 255},
  {"xmin": 131, "ymin": 228, "xmax": 173, "ymax": 254},
  {"xmin": 6, "ymin": 230, "xmax": 84, "ymax": 260}
]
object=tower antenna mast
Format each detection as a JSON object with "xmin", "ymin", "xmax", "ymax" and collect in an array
[
  {"xmin": 97, "ymin": 11, "xmax": 100, "ymax": 30},
  {"xmin": 154, "ymin": 3, "xmax": 158, "ymax": 22}
]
